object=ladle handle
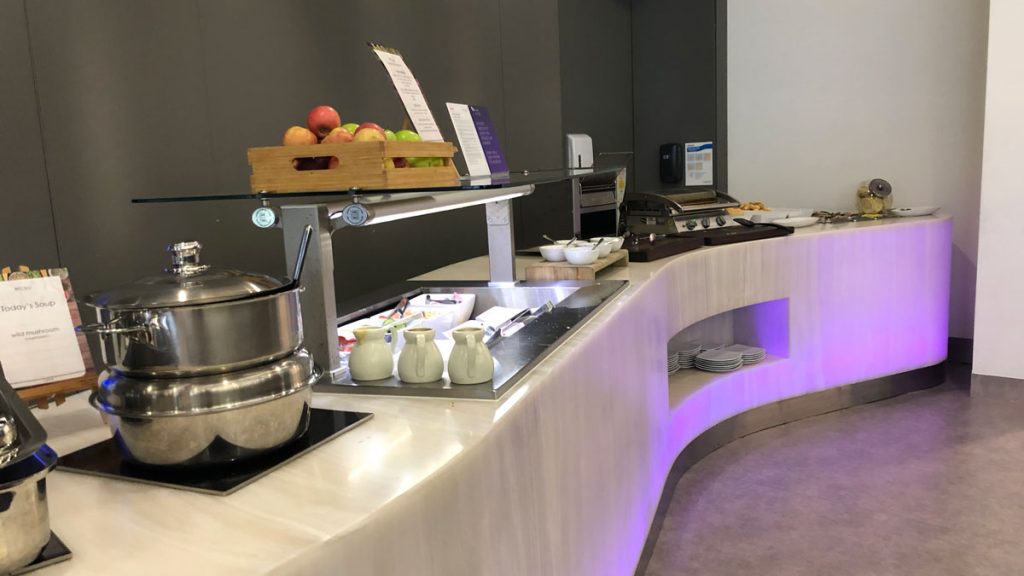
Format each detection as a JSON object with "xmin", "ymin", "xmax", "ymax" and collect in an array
[{"xmin": 291, "ymin": 225, "xmax": 313, "ymax": 287}]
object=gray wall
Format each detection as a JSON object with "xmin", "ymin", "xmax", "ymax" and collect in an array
[
  {"xmin": 559, "ymin": 0, "xmax": 635, "ymax": 181},
  {"xmin": 632, "ymin": 0, "xmax": 725, "ymax": 192}
]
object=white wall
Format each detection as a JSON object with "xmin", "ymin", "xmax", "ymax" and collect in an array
[
  {"xmin": 727, "ymin": 0, "xmax": 989, "ymax": 339},
  {"xmin": 973, "ymin": 0, "xmax": 1024, "ymax": 379}
]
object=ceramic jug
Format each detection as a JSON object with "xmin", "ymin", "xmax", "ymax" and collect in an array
[
  {"xmin": 349, "ymin": 326, "xmax": 394, "ymax": 381},
  {"xmin": 448, "ymin": 326, "xmax": 494, "ymax": 385},
  {"xmin": 397, "ymin": 327, "xmax": 444, "ymax": 384}
]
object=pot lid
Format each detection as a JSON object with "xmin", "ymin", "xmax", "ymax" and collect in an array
[
  {"xmin": 86, "ymin": 241, "xmax": 286, "ymax": 309},
  {"xmin": 0, "ymin": 444, "xmax": 57, "ymax": 489}
]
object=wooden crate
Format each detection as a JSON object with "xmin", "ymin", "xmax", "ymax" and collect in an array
[
  {"xmin": 525, "ymin": 249, "xmax": 629, "ymax": 281},
  {"xmin": 248, "ymin": 141, "xmax": 460, "ymax": 193}
]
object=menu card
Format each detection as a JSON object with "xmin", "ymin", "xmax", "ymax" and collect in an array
[
  {"xmin": 685, "ymin": 141, "xmax": 714, "ymax": 186},
  {"xmin": 369, "ymin": 43, "xmax": 444, "ymax": 142},
  {"xmin": 0, "ymin": 275, "xmax": 85, "ymax": 388},
  {"xmin": 446, "ymin": 103, "xmax": 508, "ymax": 176}
]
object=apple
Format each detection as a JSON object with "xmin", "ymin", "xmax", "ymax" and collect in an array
[
  {"xmin": 407, "ymin": 157, "xmax": 432, "ymax": 168},
  {"xmin": 384, "ymin": 158, "xmax": 396, "ymax": 170},
  {"xmin": 283, "ymin": 126, "xmax": 317, "ymax": 146},
  {"xmin": 341, "ymin": 123, "xmax": 359, "ymax": 134},
  {"xmin": 357, "ymin": 122, "xmax": 385, "ymax": 135},
  {"xmin": 394, "ymin": 130, "xmax": 421, "ymax": 142},
  {"xmin": 292, "ymin": 157, "xmax": 329, "ymax": 171},
  {"xmin": 306, "ymin": 105, "xmax": 341, "ymax": 139},
  {"xmin": 384, "ymin": 129, "xmax": 397, "ymax": 141},
  {"xmin": 394, "ymin": 157, "xmax": 409, "ymax": 168},
  {"xmin": 353, "ymin": 127, "xmax": 386, "ymax": 142},
  {"xmin": 322, "ymin": 127, "xmax": 354, "ymax": 144},
  {"xmin": 429, "ymin": 158, "xmax": 445, "ymax": 167}
]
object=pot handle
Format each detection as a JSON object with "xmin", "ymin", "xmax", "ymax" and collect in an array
[{"xmin": 76, "ymin": 321, "xmax": 151, "ymax": 336}]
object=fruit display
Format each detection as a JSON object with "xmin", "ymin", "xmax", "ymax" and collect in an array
[{"xmin": 281, "ymin": 105, "xmax": 445, "ymax": 170}]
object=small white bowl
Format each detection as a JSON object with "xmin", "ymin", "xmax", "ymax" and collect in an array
[
  {"xmin": 592, "ymin": 241, "xmax": 613, "ymax": 258},
  {"xmin": 539, "ymin": 244, "xmax": 565, "ymax": 262},
  {"xmin": 564, "ymin": 245, "xmax": 599, "ymax": 265},
  {"xmin": 591, "ymin": 236, "xmax": 624, "ymax": 251}
]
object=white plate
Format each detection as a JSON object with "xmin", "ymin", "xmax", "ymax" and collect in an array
[
  {"xmin": 773, "ymin": 216, "xmax": 820, "ymax": 228},
  {"xmin": 891, "ymin": 206, "xmax": 940, "ymax": 217}
]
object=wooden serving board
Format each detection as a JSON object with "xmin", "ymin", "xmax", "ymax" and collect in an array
[
  {"xmin": 525, "ymin": 249, "xmax": 628, "ymax": 281},
  {"xmin": 17, "ymin": 372, "xmax": 97, "ymax": 409}
]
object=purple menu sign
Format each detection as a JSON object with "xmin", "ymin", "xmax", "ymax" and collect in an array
[{"xmin": 468, "ymin": 105, "xmax": 508, "ymax": 174}]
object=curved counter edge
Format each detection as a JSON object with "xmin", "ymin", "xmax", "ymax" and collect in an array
[{"xmin": 633, "ymin": 362, "xmax": 946, "ymax": 576}]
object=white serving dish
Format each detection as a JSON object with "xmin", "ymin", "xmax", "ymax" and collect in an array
[
  {"xmin": 564, "ymin": 245, "xmax": 600, "ymax": 265},
  {"xmin": 590, "ymin": 236, "xmax": 625, "ymax": 251},
  {"xmin": 891, "ymin": 206, "xmax": 940, "ymax": 217},
  {"xmin": 772, "ymin": 216, "xmax": 820, "ymax": 228},
  {"xmin": 539, "ymin": 244, "xmax": 566, "ymax": 262}
]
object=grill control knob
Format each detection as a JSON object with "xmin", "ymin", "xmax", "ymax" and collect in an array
[
  {"xmin": 686, "ymin": 220, "xmax": 698, "ymax": 231},
  {"xmin": 716, "ymin": 215, "xmax": 726, "ymax": 226},
  {"xmin": 700, "ymin": 217, "xmax": 711, "ymax": 229}
]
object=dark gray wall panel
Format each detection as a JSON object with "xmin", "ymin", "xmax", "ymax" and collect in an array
[
  {"xmin": 23, "ymin": 0, "xmax": 272, "ymax": 298},
  {"xmin": 632, "ymin": 0, "xmax": 719, "ymax": 192},
  {"xmin": 558, "ymin": 0, "xmax": 634, "ymax": 182},
  {"xmin": 499, "ymin": 0, "xmax": 563, "ymax": 171},
  {"xmin": 0, "ymin": 0, "xmax": 59, "ymax": 269}
]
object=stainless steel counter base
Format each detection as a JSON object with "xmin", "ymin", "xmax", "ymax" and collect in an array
[{"xmin": 316, "ymin": 280, "xmax": 629, "ymax": 400}]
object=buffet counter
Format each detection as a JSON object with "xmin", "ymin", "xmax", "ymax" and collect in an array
[{"xmin": 34, "ymin": 216, "xmax": 952, "ymax": 576}]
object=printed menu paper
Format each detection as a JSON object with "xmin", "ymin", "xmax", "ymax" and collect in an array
[
  {"xmin": 0, "ymin": 276, "xmax": 85, "ymax": 388},
  {"xmin": 685, "ymin": 141, "xmax": 714, "ymax": 186},
  {"xmin": 369, "ymin": 44, "xmax": 444, "ymax": 142},
  {"xmin": 446, "ymin": 103, "xmax": 509, "ymax": 176}
]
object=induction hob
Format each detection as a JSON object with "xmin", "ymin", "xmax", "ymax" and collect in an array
[
  {"xmin": 57, "ymin": 409, "xmax": 372, "ymax": 496},
  {"xmin": 11, "ymin": 533, "xmax": 72, "ymax": 575}
]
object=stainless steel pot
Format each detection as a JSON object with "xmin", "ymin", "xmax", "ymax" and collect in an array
[
  {"xmin": 90, "ymin": 349, "xmax": 317, "ymax": 466},
  {"xmin": 0, "ymin": 445, "xmax": 56, "ymax": 574},
  {"xmin": 80, "ymin": 237, "xmax": 307, "ymax": 378}
]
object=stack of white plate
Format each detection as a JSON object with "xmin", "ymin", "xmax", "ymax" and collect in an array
[
  {"xmin": 673, "ymin": 341, "xmax": 702, "ymax": 369},
  {"xmin": 667, "ymin": 351, "xmax": 680, "ymax": 375},
  {"xmin": 695, "ymin": 349, "xmax": 744, "ymax": 373},
  {"xmin": 723, "ymin": 344, "xmax": 766, "ymax": 365}
]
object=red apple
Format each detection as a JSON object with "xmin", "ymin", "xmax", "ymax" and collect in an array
[
  {"xmin": 292, "ymin": 157, "xmax": 329, "ymax": 171},
  {"xmin": 393, "ymin": 157, "xmax": 409, "ymax": 168},
  {"xmin": 307, "ymin": 106, "xmax": 341, "ymax": 139},
  {"xmin": 321, "ymin": 127, "xmax": 354, "ymax": 144},
  {"xmin": 283, "ymin": 126, "xmax": 317, "ymax": 146}
]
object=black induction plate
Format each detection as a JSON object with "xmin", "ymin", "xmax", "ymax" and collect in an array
[
  {"xmin": 11, "ymin": 532, "xmax": 72, "ymax": 575},
  {"xmin": 56, "ymin": 409, "xmax": 372, "ymax": 496},
  {"xmin": 675, "ymin": 225, "xmax": 791, "ymax": 246}
]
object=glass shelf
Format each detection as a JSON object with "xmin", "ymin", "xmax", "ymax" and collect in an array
[{"xmin": 131, "ymin": 167, "xmax": 623, "ymax": 204}]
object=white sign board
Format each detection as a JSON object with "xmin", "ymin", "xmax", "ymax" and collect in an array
[{"xmin": 0, "ymin": 276, "xmax": 85, "ymax": 388}]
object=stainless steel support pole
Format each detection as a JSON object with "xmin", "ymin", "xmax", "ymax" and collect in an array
[
  {"xmin": 282, "ymin": 204, "xmax": 342, "ymax": 382},
  {"xmin": 486, "ymin": 199, "xmax": 517, "ymax": 285}
]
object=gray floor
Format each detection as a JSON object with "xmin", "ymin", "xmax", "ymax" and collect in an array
[{"xmin": 645, "ymin": 365, "xmax": 1024, "ymax": 576}]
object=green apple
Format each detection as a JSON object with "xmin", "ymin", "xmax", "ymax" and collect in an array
[
  {"xmin": 341, "ymin": 123, "xmax": 359, "ymax": 134},
  {"xmin": 384, "ymin": 129, "xmax": 397, "ymax": 141},
  {"xmin": 394, "ymin": 130, "xmax": 421, "ymax": 142},
  {"xmin": 408, "ymin": 157, "xmax": 432, "ymax": 168},
  {"xmin": 429, "ymin": 158, "xmax": 444, "ymax": 167}
]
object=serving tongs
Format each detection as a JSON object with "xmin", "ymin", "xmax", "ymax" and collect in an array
[
  {"xmin": 483, "ymin": 301, "xmax": 556, "ymax": 347},
  {"xmin": 0, "ymin": 372, "xmax": 48, "ymax": 468}
]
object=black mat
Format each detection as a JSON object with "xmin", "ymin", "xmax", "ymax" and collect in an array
[
  {"xmin": 57, "ymin": 409, "xmax": 372, "ymax": 496},
  {"xmin": 12, "ymin": 532, "xmax": 72, "ymax": 575}
]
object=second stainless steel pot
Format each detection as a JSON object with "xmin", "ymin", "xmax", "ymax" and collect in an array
[
  {"xmin": 0, "ymin": 445, "xmax": 57, "ymax": 574},
  {"xmin": 80, "ymin": 236, "xmax": 309, "ymax": 378}
]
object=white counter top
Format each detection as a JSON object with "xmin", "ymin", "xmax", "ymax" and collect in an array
[{"xmin": 34, "ymin": 216, "xmax": 953, "ymax": 576}]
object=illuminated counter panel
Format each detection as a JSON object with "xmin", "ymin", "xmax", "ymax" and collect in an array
[{"xmin": 36, "ymin": 217, "xmax": 951, "ymax": 576}]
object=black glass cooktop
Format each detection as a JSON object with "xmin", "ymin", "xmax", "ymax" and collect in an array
[
  {"xmin": 12, "ymin": 532, "xmax": 72, "ymax": 575},
  {"xmin": 57, "ymin": 409, "xmax": 372, "ymax": 496}
]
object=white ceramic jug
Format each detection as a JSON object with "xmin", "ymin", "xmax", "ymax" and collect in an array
[
  {"xmin": 448, "ymin": 326, "xmax": 494, "ymax": 385},
  {"xmin": 397, "ymin": 327, "xmax": 444, "ymax": 384},
  {"xmin": 349, "ymin": 326, "xmax": 394, "ymax": 381}
]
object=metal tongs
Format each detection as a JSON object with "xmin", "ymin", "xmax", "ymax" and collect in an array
[{"xmin": 483, "ymin": 301, "xmax": 556, "ymax": 346}]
